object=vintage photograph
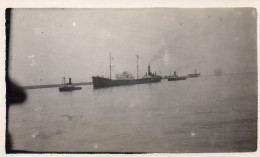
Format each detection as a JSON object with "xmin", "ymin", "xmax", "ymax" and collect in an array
[{"xmin": 6, "ymin": 8, "xmax": 257, "ymax": 153}]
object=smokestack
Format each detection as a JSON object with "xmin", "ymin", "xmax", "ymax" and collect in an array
[
  {"xmin": 69, "ymin": 78, "xmax": 72, "ymax": 85},
  {"xmin": 148, "ymin": 66, "xmax": 151, "ymax": 75}
]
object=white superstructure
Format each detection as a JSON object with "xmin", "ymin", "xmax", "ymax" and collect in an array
[{"xmin": 115, "ymin": 71, "xmax": 135, "ymax": 80}]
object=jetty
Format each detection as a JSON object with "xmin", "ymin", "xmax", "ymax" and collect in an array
[{"xmin": 22, "ymin": 82, "xmax": 92, "ymax": 90}]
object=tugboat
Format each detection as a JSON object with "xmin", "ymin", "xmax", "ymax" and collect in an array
[
  {"xmin": 92, "ymin": 54, "xmax": 162, "ymax": 89},
  {"xmin": 187, "ymin": 69, "xmax": 200, "ymax": 78},
  {"xmin": 59, "ymin": 77, "xmax": 82, "ymax": 92},
  {"xmin": 168, "ymin": 71, "xmax": 187, "ymax": 81}
]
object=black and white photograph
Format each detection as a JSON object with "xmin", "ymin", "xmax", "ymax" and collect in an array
[{"xmin": 5, "ymin": 8, "xmax": 257, "ymax": 153}]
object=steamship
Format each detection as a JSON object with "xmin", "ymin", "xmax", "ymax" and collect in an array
[
  {"xmin": 59, "ymin": 77, "xmax": 82, "ymax": 92},
  {"xmin": 92, "ymin": 54, "xmax": 162, "ymax": 89}
]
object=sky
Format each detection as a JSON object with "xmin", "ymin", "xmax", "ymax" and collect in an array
[{"xmin": 8, "ymin": 8, "xmax": 257, "ymax": 86}]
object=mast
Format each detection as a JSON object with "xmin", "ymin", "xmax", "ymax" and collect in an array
[
  {"xmin": 63, "ymin": 72, "xmax": 66, "ymax": 86},
  {"xmin": 109, "ymin": 52, "xmax": 112, "ymax": 79},
  {"xmin": 137, "ymin": 54, "xmax": 139, "ymax": 79}
]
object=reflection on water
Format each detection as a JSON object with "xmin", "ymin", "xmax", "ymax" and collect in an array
[{"xmin": 8, "ymin": 74, "xmax": 257, "ymax": 152}]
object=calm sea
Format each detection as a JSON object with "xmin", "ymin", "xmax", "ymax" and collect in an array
[{"xmin": 8, "ymin": 74, "xmax": 257, "ymax": 153}]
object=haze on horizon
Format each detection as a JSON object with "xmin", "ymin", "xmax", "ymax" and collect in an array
[{"xmin": 8, "ymin": 8, "xmax": 257, "ymax": 86}]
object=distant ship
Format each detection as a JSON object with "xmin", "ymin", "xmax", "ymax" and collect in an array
[
  {"xmin": 168, "ymin": 71, "xmax": 187, "ymax": 81},
  {"xmin": 59, "ymin": 77, "xmax": 82, "ymax": 92},
  {"xmin": 92, "ymin": 54, "xmax": 162, "ymax": 89},
  {"xmin": 187, "ymin": 69, "xmax": 200, "ymax": 78}
]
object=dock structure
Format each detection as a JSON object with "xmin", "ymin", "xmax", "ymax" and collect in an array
[{"xmin": 22, "ymin": 82, "xmax": 92, "ymax": 89}]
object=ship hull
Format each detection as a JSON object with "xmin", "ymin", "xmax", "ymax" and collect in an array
[
  {"xmin": 92, "ymin": 77, "xmax": 162, "ymax": 89},
  {"xmin": 59, "ymin": 86, "xmax": 82, "ymax": 92},
  {"xmin": 187, "ymin": 74, "xmax": 200, "ymax": 78},
  {"xmin": 168, "ymin": 76, "xmax": 186, "ymax": 81}
]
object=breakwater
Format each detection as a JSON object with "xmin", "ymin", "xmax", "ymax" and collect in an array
[{"xmin": 22, "ymin": 82, "xmax": 92, "ymax": 89}]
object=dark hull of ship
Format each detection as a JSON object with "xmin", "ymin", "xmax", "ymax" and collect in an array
[
  {"xmin": 59, "ymin": 86, "xmax": 82, "ymax": 92},
  {"xmin": 92, "ymin": 77, "xmax": 162, "ymax": 89},
  {"xmin": 187, "ymin": 74, "xmax": 200, "ymax": 77},
  {"xmin": 168, "ymin": 76, "xmax": 186, "ymax": 81}
]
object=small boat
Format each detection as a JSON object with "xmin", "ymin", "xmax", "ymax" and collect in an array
[
  {"xmin": 168, "ymin": 71, "xmax": 187, "ymax": 81},
  {"xmin": 187, "ymin": 69, "xmax": 200, "ymax": 78},
  {"xmin": 59, "ymin": 77, "xmax": 82, "ymax": 92}
]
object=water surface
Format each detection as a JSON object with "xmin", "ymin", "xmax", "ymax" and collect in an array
[{"xmin": 8, "ymin": 74, "xmax": 257, "ymax": 153}]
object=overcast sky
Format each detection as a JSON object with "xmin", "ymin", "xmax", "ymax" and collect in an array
[{"xmin": 9, "ymin": 8, "xmax": 257, "ymax": 86}]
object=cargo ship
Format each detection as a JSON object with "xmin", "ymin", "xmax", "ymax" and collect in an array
[
  {"xmin": 92, "ymin": 66, "xmax": 161, "ymax": 88},
  {"xmin": 92, "ymin": 54, "xmax": 162, "ymax": 89},
  {"xmin": 187, "ymin": 69, "xmax": 200, "ymax": 77},
  {"xmin": 59, "ymin": 77, "xmax": 82, "ymax": 92}
]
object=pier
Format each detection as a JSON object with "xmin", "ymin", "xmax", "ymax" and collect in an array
[{"xmin": 22, "ymin": 82, "xmax": 92, "ymax": 90}]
